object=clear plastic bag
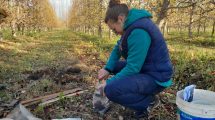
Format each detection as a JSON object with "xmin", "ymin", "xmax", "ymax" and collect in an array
[
  {"xmin": 6, "ymin": 104, "xmax": 41, "ymax": 120},
  {"xmin": 92, "ymin": 82, "xmax": 109, "ymax": 116}
]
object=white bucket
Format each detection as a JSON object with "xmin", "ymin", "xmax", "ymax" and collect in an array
[{"xmin": 176, "ymin": 89, "xmax": 215, "ymax": 120}]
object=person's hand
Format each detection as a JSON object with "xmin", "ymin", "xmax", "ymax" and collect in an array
[{"xmin": 98, "ymin": 68, "xmax": 110, "ymax": 81}]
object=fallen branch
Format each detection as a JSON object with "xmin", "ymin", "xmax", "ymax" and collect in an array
[
  {"xmin": 40, "ymin": 90, "xmax": 89, "ymax": 106},
  {"xmin": 21, "ymin": 88, "xmax": 82, "ymax": 107}
]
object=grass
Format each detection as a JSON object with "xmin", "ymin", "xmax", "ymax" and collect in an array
[
  {"xmin": 1, "ymin": 29, "xmax": 214, "ymax": 90},
  {"xmin": 166, "ymin": 31, "xmax": 215, "ymax": 48},
  {"xmin": 0, "ymin": 29, "xmax": 214, "ymax": 119},
  {"xmin": 74, "ymin": 32, "xmax": 119, "ymax": 61},
  {"xmin": 0, "ymin": 30, "xmax": 78, "ymax": 81},
  {"xmin": 165, "ymin": 32, "xmax": 215, "ymax": 90},
  {"xmin": 76, "ymin": 31, "xmax": 215, "ymax": 91},
  {"xmin": 0, "ymin": 29, "xmax": 89, "ymax": 103}
]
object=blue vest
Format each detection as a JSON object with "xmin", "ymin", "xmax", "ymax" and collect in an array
[{"xmin": 119, "ymin": 18, "xmax": 173, "ymax": 82}]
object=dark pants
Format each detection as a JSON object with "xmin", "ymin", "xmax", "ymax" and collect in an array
[{"xmin": 104, "ymin": 61, "xmax": 165, "ymax": 111}]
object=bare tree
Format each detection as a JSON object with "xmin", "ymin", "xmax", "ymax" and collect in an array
[
  {"xmin": 98, "ymin": 0, "xmax": 103, "ymax": 38},
  {"xmin": 188, "ymin": 2, "xmax": 196, "ymax": 38},
  {"xmin": 212, "ymin": 19, "xmax": 215, "ymax": 37}
]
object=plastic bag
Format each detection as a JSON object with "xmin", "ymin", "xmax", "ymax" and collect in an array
[
  {"xmin": 6, "ymin": 104, "xmax": 41, "ymax": 120},
  {"xmin": 92, "ymin": 82, "xmax": 109, "ymax": 116},
  {"xmin": 183, "ymin": 85, "xmax": 196, "ymax": 102}
]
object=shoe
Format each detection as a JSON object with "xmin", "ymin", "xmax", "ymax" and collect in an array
[
  {"xmin": 134, "ymin": 110, "xmax": 148, "ymax": 119},
  {"xmin": 147, "ymin": 95, "xmax": 160, "ymax": 113},
  {"xmin": 134, "ymin": 96, "xmax": 160, "ymax": 119}
]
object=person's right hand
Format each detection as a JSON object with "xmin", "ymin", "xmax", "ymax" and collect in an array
[{"xmin": 98, "ymin": 68, "xmax": 110, "ymax": 81}]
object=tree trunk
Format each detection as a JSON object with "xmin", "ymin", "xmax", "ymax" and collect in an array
[
  {"xmin": 159, "ymin": 19, "xmax": 165, "ymax": 34},
  {"xmin": 155, "ymin": 0, "xmax": 170, "ymax": 29},
  {"xmin": 98, "ymin": 24, "xmax": 102, "ymax": 38},
  {"xmin": 160, "ymin": 20, "xmax": 166, "ymax": 36},
  {"xmin": 188, "ymin": 3, "xmax": 195, "ymax": 38},
  {"xmin": 0, "ymin": 32, "xmax": 3, "ymax": 41},
  {"xmin": 10, "ymin": 21, "xmax": 16, "ymax": 37},
  {"xmin": 17, "ymin": 23, "xmax": 21, "ymax": 32},
  {"xmin": 167, "ymin": 26, "xmax": 170, "ymax": 34},
  {"xmin": 21, "ymin": 23, "xmax": 25, "ymax": 35},
  {"xmin": 92, "ymin": 28, "xmax": 95, "ymax": 35},
  {"xmin": 165, "ymin": 21, "xmax": 168, "ymax": 35},
  {"xmin": 197, "ymin": 22, "xmax": 201, "ymax": 35},
  {"xmin": 212, "ymin": 19, "xmax": 215, "ymax": 37},
  {"xmin": 98, "ymin": 0, "xmax": 103, "ymax": 38},
  {"xmin": 197, "ymin": 9, "xmax": 203, "ymax": 36},
  {"xmin": 84, "ymin": 26, "xmax": 86, "ymax": 33},
  {"xmin": 203, "ymin": 19, "xmax": 207, "ymax": 33},
  {"xmin": 179, "ymin": 24, "xmax": 182, "ymax": 34}
]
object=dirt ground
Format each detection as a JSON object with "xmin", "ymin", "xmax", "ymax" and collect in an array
[
  {"xmin": 0, "ymin": 31, "xmax": 178, "ymax": 120},
  {"xmin": 1, "ymin": 57, "xmax": 177, "ymax": 120}
]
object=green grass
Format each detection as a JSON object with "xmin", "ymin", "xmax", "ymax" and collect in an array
[
  {"xmin": 74, "ymin": 32, "xmax": 119, "ymax": 61},
  {"xmin": 75, "ymin": 32, "xmax": 118, "ymax": 51},
  {"xmin": 0, "ymin": 30, "xmax": 214, "ymax": 91},
  {"xmin": 0, "ymin": 30, "xmax": 78, "ymax": 81},
  {"xmin": 76, "ymin": 31, "xmax": 215, "ymax": 91},
  {"xmin": 0, "ymin": 29, "xmax": 214, "ymax": 119},
  {"xmin": 165, "ymin": 32, "xmax": 215, "ymax": 90},
  {"xmin": 166, "ymin": 31, "xmax": 215, "ymax": 47}
]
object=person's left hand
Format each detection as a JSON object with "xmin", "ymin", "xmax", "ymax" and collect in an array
[{"xmin": 98, "ymin": 68, "xmax": 110, "ymax": 81}]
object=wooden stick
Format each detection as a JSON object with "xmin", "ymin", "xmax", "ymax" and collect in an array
[
  {"xmin": 40, "ymin": 90, "xmax": 88, "ymax": 106},
  {"xmin": 21, "ymin": 88, "xmax": 82, "ymax": 106}
]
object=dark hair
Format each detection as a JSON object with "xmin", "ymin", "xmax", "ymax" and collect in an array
[{"xmin": 105, "ymin": 0, "xmax": 129, "ymax": 23}]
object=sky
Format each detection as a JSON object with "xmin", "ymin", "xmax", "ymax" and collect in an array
[{"xmin": 49, "ymin": 0, "xmax": 72, "ymax": 21}]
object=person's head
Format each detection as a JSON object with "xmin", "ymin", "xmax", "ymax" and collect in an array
[{"xmin": 105, "ymin": 0, "xmax": 129, "ymax": 35}]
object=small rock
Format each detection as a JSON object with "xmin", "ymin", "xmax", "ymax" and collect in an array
[
  {"xmin": 21, "ymin": 90, "xmax": 26, "ymax": 94},
  {"xmin": 119, "ymin": 115, "xmax": 123, "ymax": 120}
]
